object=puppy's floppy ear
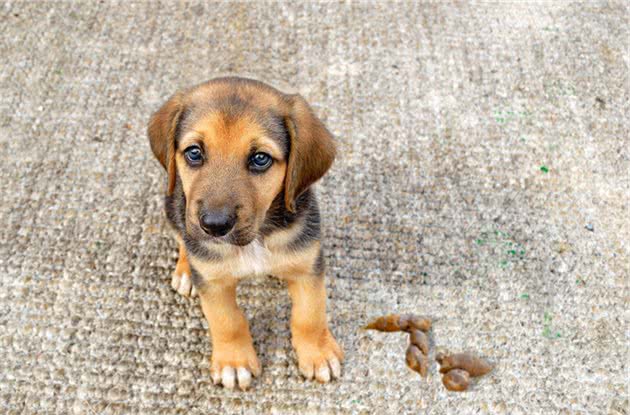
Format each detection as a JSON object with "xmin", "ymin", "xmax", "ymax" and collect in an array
[
  {"xmin": 283, "ymin": 94, "xmax": 336, "ymax": 212},
  {"xmin": 148, "ymin": 94, "xmax": 185, "ymax": 195}
]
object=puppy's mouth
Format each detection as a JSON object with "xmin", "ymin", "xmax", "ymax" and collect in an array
[
  {"xmin": 186, "ymin": 219, "xmax": 257, "ymax": 247},
  {"xmin": 225, "ymin": 228, "xmax": 257, "ymax": 247}
]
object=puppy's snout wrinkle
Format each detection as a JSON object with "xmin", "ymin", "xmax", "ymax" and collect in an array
[{"xmin": 199, "ymin": 208, "xmax": 236, "ymax": 237}]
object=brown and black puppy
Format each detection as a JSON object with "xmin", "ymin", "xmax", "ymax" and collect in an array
[{"xmin": 148, "ymin": 77, "xmax": 342, "ymax": 390}]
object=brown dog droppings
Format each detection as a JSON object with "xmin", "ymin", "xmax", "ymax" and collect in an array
[
  {"xmin": 442, "ymin": 369, "xmax": 470, "ymax": 392},
  {"xmin": 437, "ymin": 352, "xmax": 493, "ymax": 377},
  {"xmin": 363, "ymin": 314, "xmax": 404, "ymax": 332},
  {"xmin": 436, "ymin": 351, "xmax": 446, "ymax": 365},
  {"xmin": 409, "ymin": 329, "xmax": 429, "ymax": 355},
  {"xmin": 364, "ymin": 313, "xmax": 432, "ymax": 380},
  {"xmin": 399, "ymin": 314, "xmax": 432, "ymax": 332},
  {"xmin": 405, "ymin": 345, "xmax": 428, "ymax": 377},
  {"xmin": 364, "ymin": 314, "xmax": 431, "ymax": 333}
]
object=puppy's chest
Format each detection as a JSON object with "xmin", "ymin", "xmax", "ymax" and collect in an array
[
  {"xmin": 228, "ymin": 241, "xmax": 272, "ymax": 278},
  {"xmin": 189, "ymin": 241, "xmax": 275, "ymax": 281}
]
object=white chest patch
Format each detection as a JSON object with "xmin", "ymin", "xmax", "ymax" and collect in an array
[
  {"xmin": 230, "ymin": 240, "xmax": 271, "ymax": 278},
  {"xmin": 191, "ymin": 239, "xmax": 278, "ymax": 282}
]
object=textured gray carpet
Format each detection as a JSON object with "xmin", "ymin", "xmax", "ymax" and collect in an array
[{"xmin": 1, "ymin": 1, "xmax": 628, "ymax": 414}]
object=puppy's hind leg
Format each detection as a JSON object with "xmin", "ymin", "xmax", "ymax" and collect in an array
[{"xmin": 172, "ymin": 239, "xmax": 197, "ymax": 297}]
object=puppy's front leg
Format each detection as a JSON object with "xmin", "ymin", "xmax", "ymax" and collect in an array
[
  {"xmin": 287, "ymin": 275, "xmax": 344, "ymax": 383},
  {"xmin": 197, "ymin": 278, "xmax": 261, "ymax": 390},
  {"xmin": 171, "ymin": 240, "xmax": 196, "ymax": 297}
]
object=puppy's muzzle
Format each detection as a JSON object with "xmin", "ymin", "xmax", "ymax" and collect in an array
[{"xmin": 199, "ymin": 208, "xmax": 236, "ymax": 237}]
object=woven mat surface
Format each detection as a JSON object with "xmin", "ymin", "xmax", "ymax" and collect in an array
[{"xmin": 1, "ymin": 1, "xmax": 628, "ymax": 414}]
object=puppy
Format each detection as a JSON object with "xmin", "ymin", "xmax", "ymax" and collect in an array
[{"xmin": 148, "ymin": 77, "xmax": 342, "ymax": 390}]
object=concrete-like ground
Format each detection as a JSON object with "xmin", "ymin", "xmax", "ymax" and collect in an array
[{"xmin": 0, "ymin": 1, "xmax": 627, "ymax": 414}]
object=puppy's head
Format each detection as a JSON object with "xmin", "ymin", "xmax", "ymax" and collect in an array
[{"xmin": 148, "ymin": 77, "xmax": 335, "ymax": 246}]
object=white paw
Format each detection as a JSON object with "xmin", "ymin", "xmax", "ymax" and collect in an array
[
  {"xmin": 211, "ymin": 365, "xmax": 258, "ymax": 391},
  {"xmin": 300, "ymin": 355, "xmax": 342, "ymax": 383},
  {"xmin": 171, "ymin": 272, "xmax": 197, "ymax": 297},
  {"xmin": 293, "ymin": 329, "xmax": 343, "ymax": 383}
]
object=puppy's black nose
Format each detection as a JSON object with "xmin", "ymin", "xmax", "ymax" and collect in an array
[{"xmin": 199, "ymin": 210, "xmax": 236, "ymax": 237}]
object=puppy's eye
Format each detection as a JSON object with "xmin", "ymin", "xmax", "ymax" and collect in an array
[
  {"xmin": 249, "ymin": 152, "xmax": 272, "ymax": 172},
  {"xmin": 184, "ymin": 146, "xmax": 203, "ymax": 166}
]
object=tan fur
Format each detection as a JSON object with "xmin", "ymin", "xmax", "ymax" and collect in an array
[
  {"xmin": 283, "ymin": 94, "xmax": 336, "ymax": 212},
  {"xmin": 189, "ymin": 239, "xmax": 320, "ymax": 281},
  {"xmin": 174, "ymin": 240, "xmax": 191, "ymax": 278},
  {"xmin": 264, "ymin": 219, "xmax": 307, "ymax": 250},
  {"xmin": 286, "ymin": 276, "xmax": 343, "ymax": 380},
  {"xmin": 147, "ymin": 94, "xmax": 184, "ymax": 195},
  {"xmin": 149, "ymin": 77, "xmax": 342, "ymax": 387},
  {"xmin": 188, "ymin": 81, "xmax": 284, "ymax": 112},
  {"xmin": 176, "ymin": 112, "xmax": 286, "ymax": 240},
  {"xmin": 197, "ymin": 279, "xmax": 261, "ymax": 377}
]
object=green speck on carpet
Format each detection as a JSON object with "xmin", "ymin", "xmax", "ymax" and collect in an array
[
  {"xmin": 542, "ymin": 312, "xmax": 561, "ymax": 339},
  {"xmin": 540, "ymin": 165, "xmax": 549, "ymax": 173}
]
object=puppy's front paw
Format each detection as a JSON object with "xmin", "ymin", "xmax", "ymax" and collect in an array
[
  {"xmin": 171, "ymin": 271, "xmax": 196, "ymax": 297},
  {"xmin": 172, "ymin": 255, "xmax": 196, "ymax": 297},
  {"xmin": 292, "ymin": 328, "xmax": 344, "ymax": 383},
  {"xmin": 210, "ymin": 340, "xmax": 261, "ymax": 391}
]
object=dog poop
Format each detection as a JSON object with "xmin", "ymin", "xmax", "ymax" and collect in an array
[
  {"xmin": 409, "ymin": 329, "xmax": 429, "ymax": 355},
  {"xmin": 364, "ymin": 313, "xmax": 432, "ymax": 379},
  {"xmin": 365, "ymin": 315, "xmax": 494, "ymax": 388},
  {"xmin": 442, "ymin": 369, "xmax": 470, "ymax": 392},
  {"xmin": 364, "ymin": 314, "xmax": 431, "ymax": 333},
  {"xmin": 399, "ymin": 314, "xmax": 432, "ymax": 332},
  {"xmin": 437, "ymin": 352, "xmax": 493, "ymax": 392},
  {"xmin": 405, "ymin": 344, "xmax": 428, "ymax": 377},
  {"xmin": 436, "ymin": 352, "xmax": 493, "ymax": 377}
]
